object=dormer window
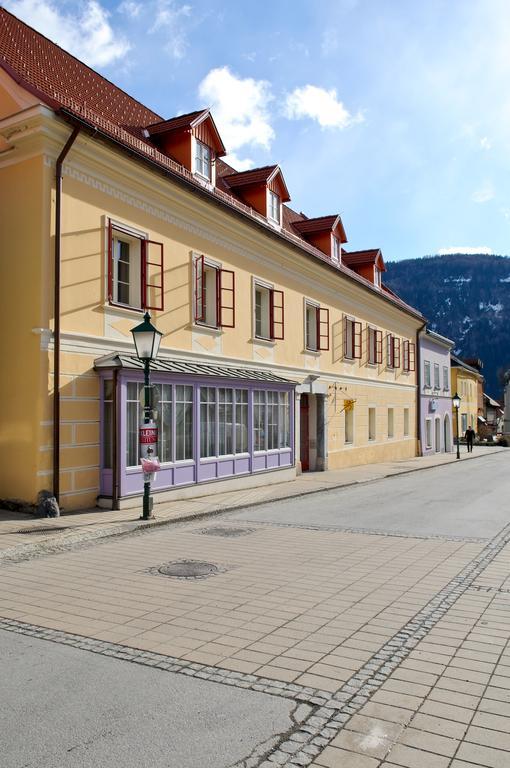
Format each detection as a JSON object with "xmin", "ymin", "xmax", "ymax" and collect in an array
[
  {"xmin": 268, "ymin": 190, "xmax": 281, "ymax": 224},
  {"xmin": 194, "ymin": 139, "xmax": 211, "ymax": 180},
  {"xmin": 375, "ymin": 267, "xmax": 382, "ymax": 287},
  {"xmin": 332, "ymin": 235, "xmax": 341, "ymax": 264}
]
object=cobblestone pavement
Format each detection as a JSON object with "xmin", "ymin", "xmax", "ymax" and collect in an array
[{"xmin": 1, "ymin": 454, "xmax": 509, "ymax": 767}]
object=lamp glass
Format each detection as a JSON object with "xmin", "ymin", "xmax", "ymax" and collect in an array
[
  {"xmin": 452, "ymin": 392, "xmax": 461, "ymax": 409},
  {"xmin": 131, "ymin": 312, "xmax": 163, "ymax": 361}
]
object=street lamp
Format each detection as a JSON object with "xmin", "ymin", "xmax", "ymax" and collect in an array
[
  {"xmin": 452, "ymin": 392, "xmax": 461, "ymax": 460},
  {"xmin": 131, "ymin": 312, "xmax": 162, "ymax": 519}
]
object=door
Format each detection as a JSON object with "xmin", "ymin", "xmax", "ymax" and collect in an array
[
  {"xmin": 435, "ymin": 417, "xmax": 441, "ymax": 452},
  {"xmin": 300, "ymin": 394, "xmax": 310, "ymax": 471}
]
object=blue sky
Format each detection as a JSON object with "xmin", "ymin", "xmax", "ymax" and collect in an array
[{"xmin": 6, "ymin": 0, "xmax": 510, "ymax": 260}]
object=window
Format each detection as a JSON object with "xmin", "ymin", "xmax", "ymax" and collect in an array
[
  {"xmin": 461, "ymin": 413, "xmax": 468, "ymax": 433},
  {"xmin": 200, "ymin": 387, "xmax": 216, "ymax": 458},
  {"xmin": 103, "ymin": 379, "xmax": 113, "ymax": 469},
  {"xmin": 375, "ymin": 267, "xmax": 382, "ymax": 287},
  {"xmin": 267, "ymin": 190, "xmax": 281, "ymax": 223},
  {"xmin": 344, "ymin": 317, "xmax": 362, "ymax": 359},
  {"xmin": 305, "ymin": 301, "xmax": 330, "ymax": 351},
  {"xmin": 175, "ymin": 385, "xmax": 193, "ymax": 461},
  {"xmin": 345, "ymin": 408, "xmax": 354, "ymax": 444},
  {"xmin": 425, "ymin": 418, "xmax": 432, "ymax": 448},
  {"xmin": 403, "ymin": 341, "xmax": 416, "ymax": 372},
  {"xmin": 235, "ymin": 390, "xmax": 248, "ymax": 454},
  {"xmin": 254, "ymin": 390, "xmax": 290, "ymax": 452},
  {"xmin": 434, "ymin": 363, "xmax": 440, "ymax": 390},
  {"xmin": 218, "ymin": 388, "xmax": 234, "ymax": 456},
  {"xmin": 443, "ymin": 366, "xmax": 449, "ymax": 391},
  {"xmin": 368, "ymin": 327, "xmax": 383, "ymax": 365},
  {"xmin": 404, "ymin": 408, "xmax": 410, "ymax": 437},
  {"xmin": 368, "ymin": 407, "xmax": 376, "ymax": 441},
  {"xmin": 194, "ymin": 139, "xmax": 211, "ymax": 180},
  {"xmin": 424, "ymin": 360, "xmax": 431, "ymax": 388},
  {"xmin": 388, "ymin": 407, "xmax": 394, "ymax": 438},
  {"xmin": 194, "ymin": 255, "xmax": 235, "ymax": 328},
  {"xmin": 159, "ymin": 383, "xmax": 173, "ymax": 463},
  {"xmin": 254, "ymin": 283, "xmax": 284, "ymax": 340},
  {"xmin": 387, "ymin": 335, "xmax": 400, "ymax": 368},
  {"xmin": 332, "ymin": 235, "xmax": 341, "ymax": 264},
  {"xmin": 108, "ymin": 221, "xmax": 164, "ymax": 311}
]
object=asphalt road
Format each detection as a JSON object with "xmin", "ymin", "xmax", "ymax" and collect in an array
[
  {"xmin": 233, "ymin": 451, "xmax": 510, "ymax": 539},
  {"xmin": 0, "ymin": 630, "xmax": 295, "ymax": 768}
]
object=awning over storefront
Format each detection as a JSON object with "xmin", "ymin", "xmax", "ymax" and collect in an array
[{"xmin": 94, "ymin": 352, "xmax": 296, "ymax": 384}]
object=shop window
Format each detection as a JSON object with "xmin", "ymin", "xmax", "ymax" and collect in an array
[
  {"xmin": 108, "ymin": 220, "xmax": 163, "ymax": 311},
  {"xmin": 403, "ymin": 341, "xmax": 416, "ymax": 372},
  {"xmin": 235, "ymin": 390, "xmax": 249, "ymax": 453},
  {"xmin": 368, "ymin": 407, "xmax": 376, "ymax": 441},
  {"xmin": 200, "ymin": 387, "xmax": 217, "ymax": 458},
  {"xmin": 368, "ymin": 327, "xmax": 383, "ymax": 364},
  {"xmin": 194, "ymin": 255, "xmax": 235, "ymax": 328},
  {"xmin": 175, "ymin": 385, "xmax": 193, "ymax": 460},
  {"xmin": 305, "ymin": 301, "xmax": 330, "ymax": 351},
  {"xmin": 344, "ymin": 316, "xmax": 362, "ymax": 359},
  {"xmin": 253, "ymin": 390, "xmax": 291, "ymax": 452},
  {"xmin": 254, "ymin": 283, "xmax": 284, "ymax": 340}
]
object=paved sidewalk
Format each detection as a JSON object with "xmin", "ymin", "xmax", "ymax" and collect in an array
[{"xmin": 0, "ymin": 446, "xmax": 504, "ymax": 557}]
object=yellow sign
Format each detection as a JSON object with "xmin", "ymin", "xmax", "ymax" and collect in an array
[{"xmin": 343, "ymin": 399, "xmax": 356, "ymax": 412}]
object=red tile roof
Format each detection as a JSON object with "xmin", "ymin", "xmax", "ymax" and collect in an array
[
  {"xmin": 222, "ymin": 164, "xmax": 290, "ymax": 202},
  {"xmin": 145, "ymin": 110, "xmax": 207, "ymax": 136},
  {"xmin": 343, "ymin": 249, "xmax": 386, "ymax": 272},
  {"xmin": 0, "ymin": 7, "xmax": 424, "ymax": 322}
]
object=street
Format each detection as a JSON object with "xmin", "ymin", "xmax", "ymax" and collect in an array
[{"xmin": 1, "ymin": 451, "xmax": 510, "ymax": 767}]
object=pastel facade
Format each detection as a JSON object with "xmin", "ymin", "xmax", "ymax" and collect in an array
[
  {"xmin": 418, "ymin": 329, "xmax": 454, "ymax": 454},
  {"xmin": 0, "ymin": 10, "xmax": 424, "ymax": 511},
  {"xmin": 451, "ymin": 357, "xmax": 484, "ymax": 437}
]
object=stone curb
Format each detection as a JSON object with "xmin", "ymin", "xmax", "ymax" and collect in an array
[{"xmin": 0, "ymin": 448, "xmax": 503, "ymax": 565}]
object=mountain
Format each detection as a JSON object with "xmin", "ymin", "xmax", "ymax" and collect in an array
[{"xmin": 384, "ymin": 253, "xmax": 510, "ymax": 399}]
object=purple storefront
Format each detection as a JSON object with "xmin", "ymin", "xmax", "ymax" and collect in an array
[
  {"xmin": 418, "ymin": 329, "xmax": 454, "ymax": 455},
  {"xmin": 95, "ymin": 354, "xmax": 296, "ymax": 508}
]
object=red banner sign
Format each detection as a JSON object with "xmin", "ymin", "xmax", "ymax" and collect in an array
[{"xmin": 139, "ymin": 426, "xmax": 158, "ymax": 444}]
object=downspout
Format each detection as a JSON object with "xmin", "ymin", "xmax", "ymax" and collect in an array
[
  {"xmin": 53, "ymin": 126, "xmax": 80, "ymax": 502},
  {"xmin": 416, "ymin": 322, "xmax": 427, "ymax": 457}
]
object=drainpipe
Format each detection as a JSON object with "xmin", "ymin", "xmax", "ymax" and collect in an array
[
  {"xmin": 53, "ymin": 126, "xmax": 80, "ymax": 502},
  {"xmin": 416, "ymin": 322, "xmax": 427, "ymax": 457}
]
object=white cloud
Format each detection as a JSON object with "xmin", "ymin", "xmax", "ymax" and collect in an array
[
  {"xmin": 5, "ymin": 0, "xmax": 130, "ymax": 67},
  {"xmin": 480, "ymin": 136, "xmax": 491, "ymax": 150},
  {"xmin": 225, "ymin": 153, "xmax": 255, "ymax": 172},
  {"xmin": 471, "ymin": 181, "xmax": 495, "ymax": 203},
  {"xmin": 437, "ymin": 247, "xmax": 494, "ymax": 255},
  {"xmin": 284, "ymin": 85, "xmax": 363, "ymax": 129},
  {"xmin": 118, "ymin": 0, "xmax": 142, "ymax": 18},
  {"xmin": 198, "ymin": 66, "xmax": 274, "ymax": 168},
  {"xmin": 150, "ymin": 0, "xmax": 191, "ymax": 59}
]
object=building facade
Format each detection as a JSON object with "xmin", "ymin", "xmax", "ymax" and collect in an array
[
  {"xmin": 418, "ymin": 329, "xmax": 453, "ymax": 454},
  {"xmin": 451, "ymin": 356, "xmax": 484, "ymax": 438},
  {"xmin": 0, "ymin": 9, "xmax": 425, "ymax": 511}
]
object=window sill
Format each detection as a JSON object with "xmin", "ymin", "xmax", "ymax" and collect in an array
[
  {"xmin": 194, "ymin": 323, "xmax": 222, "ymax": 335},
  {"xmin": 105, "ymin": 303, "xmax": 144, "ymax": 317},
  {"xmin": 366, "ymin": 362, "xmax": 379, "ymax": 368},
  {"xmin": 252, "ymin": 337, "xmax": 276, "ymax": 347},
  {"xmin": 304, "ymin": 348, "xmax": 321, "ymax": 356}
]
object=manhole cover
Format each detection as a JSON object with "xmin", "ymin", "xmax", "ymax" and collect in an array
[
  {"xmin": 15, "ymin": 526, "xmax": 68, "ymax": 535},
  {"xmin": 154, "ymin": 560, "xmax": 224, "ymax": 579},
  {"xmin": 199, "ymin": 527, "xmax": 255, "ymax": 538}
]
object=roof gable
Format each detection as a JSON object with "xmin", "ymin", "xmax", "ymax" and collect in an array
[{"xmin": 222, "ymin": 165, "xmax": 290, "ymax": 202}]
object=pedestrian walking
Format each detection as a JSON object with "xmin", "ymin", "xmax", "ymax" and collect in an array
[{"xmin": 465, "ymin": 426, "xmax": 475, "ymax": 453}]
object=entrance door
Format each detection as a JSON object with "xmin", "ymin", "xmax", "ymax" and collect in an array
[{"xmin": 300, "ymin": 394, "xmax": 310, "ymax": 471}]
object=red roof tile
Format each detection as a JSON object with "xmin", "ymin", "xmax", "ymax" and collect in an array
[
  {"xmin": 222, "ymin": 164, "xmax": 290, "ymax": 202},
  {"xmin": 343, "ymin": 249, "xmax": 386, "ymax": 272},
  {"xmin": 146, "ymin": 110, "xmax": 208, "ymax": 135}
]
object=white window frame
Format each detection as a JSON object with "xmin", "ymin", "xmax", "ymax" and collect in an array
[
  {"xmin": 443, "ymin": 366, "xmax": 449, "ymax": 392},
  {"xmin": 434, "ymin": 363, "xmax": 440, "ymax": 390},
  {"xmin": 304, "ymin": 298, "xmax": 319, "ymax": 352},
  {"xmin": 267, "ymin": 189, "xmax": 281, "ymax": 224},
  {"xmin": 107, "ymin": 219, "xmax": 148, "ymax": 311},
  {"xmin": 193, "ymin": 137, "xmax": 212, "ymax": 182},
  {"xmin": 331, "ymin": 235, "xmax": 341, "ymax": 264},
  {"xmin": 193, "ymin": 253, "xmax": 222, "ymax": 329},
  {"xmin": 424, "ymin": 360, "xmax": 431, "ymax": 389},
  {"xmin": 368, "ymin": 326, "xmax": 378, "ymax": 365},
  {"xmin": 374, "ymin": 267, "xmax": 382, "ymax": 288},
  {"xmin": 253, "ymin": 278, "xmax": 273, "ymax": 342}
]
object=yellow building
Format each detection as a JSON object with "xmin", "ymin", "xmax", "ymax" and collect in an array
[
  {"xmin": 0, "ymin": 9, "xmax": 425, "ymax": 511},
  {"xmin": 451, "ymin": 356, "xmax": 484, "ymax": 437}
]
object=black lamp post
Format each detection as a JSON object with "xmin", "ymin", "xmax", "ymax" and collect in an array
[
  {"xmin": 131, "ymin": 312, "xmax": 162, "ymax": 519},
  {"xmin": 452, "ymin": 392, "xmax": 461, "ymax": 460}
]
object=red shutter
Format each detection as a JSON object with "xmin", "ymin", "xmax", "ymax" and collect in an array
[
  {"xmin": 409, "ymin": 342, "xmax": 416, "ymax": 371},
  {"xmin": 107, "ymin": 219, "xmax": 113, "ymax": 302},
  {"xmin": 270, "ymin": 289, "xmax": 284, "ymax": 340},
  {"xmin": 142, "ymin": 240, "xmax": 164, "ymax": 311},
  {"xmin": 393, "ymin": 337, "xmax": 401, "ymax": 368},
  {"xmin": 317, "ymin": 307, "xmax": 330, "ymax": 351},
  {"xmin": 194, "ymin": 255, "xmax": 205, "ymax": 322},
  {"xmin": 343, "ymin": 316, "xmax": 349, "ymax": 357},
  {"xmin": 218, "ymin": 268, "xmax": 235, "ymax": 328},
  {"xmin": 353, "ymin": 321, "xmax": 362, "ymax": 359},
  {"xmin": 375, "ymin": 330, "xmax": 383, "ymax": 363}
]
